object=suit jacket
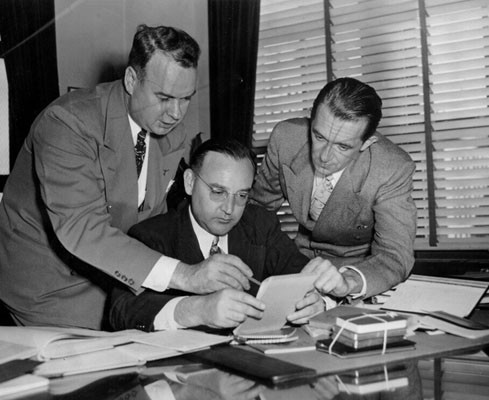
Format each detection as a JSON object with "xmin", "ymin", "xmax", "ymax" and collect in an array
[
  {"xmin": 251, "ymin": 118, "xmax": 417, "ymax": 297},
  {"xmin": 109, "ymin": 200, "xmax": 309, "ymax": 331},
  {"xmin": 0, "ymin": 80, "xmax": 190, "ymax": 329}
]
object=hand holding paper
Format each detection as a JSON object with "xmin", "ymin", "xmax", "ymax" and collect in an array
[
  {"xmin": 171, "ymin": 254, "xmax": 254, "ymax": 293},
  {"xmin": 175, "ymin": 288, "xmax": 265, "ymax": 329},
  {"xmin": 302, "ymin": 257, "xmax": 361, "ymax": 297},
  {"xmin": 234, "ymin": 273, "xmax": 317, "ymax": 336},
  {"xmin": 286, "ymin": 290, "xmax": 324, "ymax": 325}
]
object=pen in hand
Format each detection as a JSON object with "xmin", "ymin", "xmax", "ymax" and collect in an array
[{"xmin": 249, "ymin": 276, "xmax": 261, "ymax": 286}]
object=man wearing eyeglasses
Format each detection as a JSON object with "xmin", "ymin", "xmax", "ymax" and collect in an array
[{"xmin": 109, "ymin": 139, "xmax": 325, "ymax": 331}]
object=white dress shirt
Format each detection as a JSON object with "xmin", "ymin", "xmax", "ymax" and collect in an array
[
  {"xmin": 153, "ymin": 206, "xmax": 229, "ymax": 330},
  {"xmin": 126, "ymin": 116, "xmax": 181, "ymax": 293}
]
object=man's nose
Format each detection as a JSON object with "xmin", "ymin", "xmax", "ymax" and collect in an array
[
  {"xmin": 167, "ymin": 98, "xmax": 182, "ymax": 120},
  {"xmin": 320, "ymin": 143, "xmax": 333, "ymax": 162},
  {"xmin": 221, "ymin": 193, "xmax": 236, "ymax": 215}
]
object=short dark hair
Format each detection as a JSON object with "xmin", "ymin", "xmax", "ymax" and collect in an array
[
  {"xmin": 311, "ymin": 77, "xmax": 382, "ymax": 141},
  {"xmin": 189, "ymin": 139, "xmax": 256, "ymax": 175},
  {"xmin": 128, "ymin": 24, "xmax": 200, "ymax": 79}
]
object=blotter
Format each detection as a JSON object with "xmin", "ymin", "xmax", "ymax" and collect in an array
[{"xmin": 189, "ymin": 345, "xmax": 316, "ymax": 385}]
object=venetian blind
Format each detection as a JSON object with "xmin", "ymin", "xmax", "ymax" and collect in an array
[
  {"xmin": 254, "ymin": 0, "xmax": 326, "ymax": 235},
  {"xmin": 423, "ymin": 0, "xmax": 489, "ymax": 249},
  {"xmin": 253, "ymin": 0, "xmax": 489, "ymax": 249}
]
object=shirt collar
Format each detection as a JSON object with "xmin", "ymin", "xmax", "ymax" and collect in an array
[
  {"xmin": 128, "ymin": 114, "xmax": 144, "ymax": 145},
  {"xmin": 314, "ymin": 168, "xmax": 345, "ymax": 188},
  {"xmin": 188, "ymin": 206, "xmax": 228, "ymax": 255}
]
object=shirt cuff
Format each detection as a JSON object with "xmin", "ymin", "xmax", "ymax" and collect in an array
[
  {"xmin": 142, "ymin": 255, "xmax": 180, "ymax": 292},
  {"xmin": 153, "ymin": 297, "xmax": 188, "ymax": 330},
  {"xmin": 339, "ymin": 265, "xmax": 367, "ymax": 298}
]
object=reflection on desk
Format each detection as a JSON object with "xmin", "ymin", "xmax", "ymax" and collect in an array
[
  {"xmin": 3, "ymin": 330, "xmax": 488, "ymax": 400},
  {"xmin": 5, "ymin": 349, "xmax": 489, "ymax": 400},
  {"xmin": 48, "ymin": 360, "xmax": 423, "ymax": 400}
]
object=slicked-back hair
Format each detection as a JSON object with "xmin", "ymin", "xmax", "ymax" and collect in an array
[
  {"xmin": 189, "ymin": 139, "xmax": 256, "ymax": 176},
  {"xmin": 128, "ymin": 24, "xmax": 200, "ymax": 79},
  {"xmin": 311, "ymin": 77, "xmax": 382, "ymax": 141}
]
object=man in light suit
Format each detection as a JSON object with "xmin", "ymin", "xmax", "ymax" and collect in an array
[
  {"xmin": 0, "ymin": 25, "xmax": 253, "ymax": 329},
  {"xmin": 109, "ymin": 139, "xmax": 324, "ymax": 331},
  {"xmin": 251, "ymin": 77, "xmax": 417, "ymax": 300}
]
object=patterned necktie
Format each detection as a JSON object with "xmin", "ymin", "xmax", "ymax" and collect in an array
[
  {"xmin": 134, "ymin": 130, "xmax": 147, "ymax": 178},
  {"xmin": 309, "ymin": 175, "xmax": 334, "ymax": 221},
  {"xmin": 209, "ymin": 236, "xmax": 222, "ymax": 256}
]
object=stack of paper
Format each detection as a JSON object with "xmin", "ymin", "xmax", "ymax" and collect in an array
[{"xmin": 0, "ymin": 326, "xmax": 231, "ymax": 378}]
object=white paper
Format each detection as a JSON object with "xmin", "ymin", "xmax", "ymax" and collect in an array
[{"xmin": 381, "ymin": 275, "xmax": 488, "ymax": 317}]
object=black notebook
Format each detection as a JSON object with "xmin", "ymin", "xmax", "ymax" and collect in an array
[{"xmin": 188, "ymin": 345, "xmax": 317, "ymax": 385}]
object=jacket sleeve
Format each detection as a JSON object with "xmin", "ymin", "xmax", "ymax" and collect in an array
[
  {"xmin": 109, "ymin": 218, "xmax": 183, "ymax": 331},
  {"xmin": 251, "ymin": 122, "xmax": 288, "ymax": 211},
  {"xmin": 356, "ymin": 159, "xmax": 417, "ymax": 297},
  {"xmin": 32, "ymin": 106, "xmax": 161, "ymax": 293},
  {"xmin": 109, "ymin": 285, "xmax": 181, "ymax": 332}
]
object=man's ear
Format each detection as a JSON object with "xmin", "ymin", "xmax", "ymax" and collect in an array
[
  {"xmin": 183, "ymin": 169, "xmax": 195, "ymax": 196},
  {"xmin": 360, "ymin": 135, "xmax": 378, "ymax": 151},
  {"xmin": 124, "ymin": 66, "xmax": 138, "ymax": 95}
]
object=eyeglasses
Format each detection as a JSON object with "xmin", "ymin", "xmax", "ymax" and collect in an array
[{"xmin": 193, "ymin": 171, "xmax": 250, "ymax": 206}]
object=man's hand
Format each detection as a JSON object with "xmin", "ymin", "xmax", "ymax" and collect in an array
[
  {"xmin": 175, "ymin": 288, "xmax": 265, "ymax": 329},
  {"xmin": 286, "ymin": 290, "xmax": 324, "ymax": 324},
  {"xmin": 170, "ymin": 254, "xmax": 255, "ymax": 294},
  {"xmin": 301, "ymin": 257, "xmax": 361, "ymax": 297}
]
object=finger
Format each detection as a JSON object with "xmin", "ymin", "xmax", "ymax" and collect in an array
[
  {"xmin": 296, "ymin": 292, "xmax": 321, "ymax": 309},
  {"xmin": 228, "ymin": 295, "xmax": 265, "ymax": 321},
  {"xmin": 233, "ymin": 291, "xmax": 266, "ymax": 311},
  {"xmin": 213, "ymin": 256, "xmax": 252, "ymax": 290},
  {"xmin": 286, "ymin": 307, "xmax": 311, "ymax": 324},
  {"xmin": 301, "ymin": 257, "xmax": 324, "ymax": 274},
  {"xmin": 314, "ymin": 269, "xmax": 343, "ymax": 293},
  {"xmin": 210, "ymin": 264, "xmax": 250, "ymax": 291},
  {"xmin": 219, "ymin": 254, "xmax": 254, "ymax": 277}
]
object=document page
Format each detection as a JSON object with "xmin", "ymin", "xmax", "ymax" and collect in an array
[{"xmin": 381, "ymin": 275, "xmax": 488, "ymax": 317}]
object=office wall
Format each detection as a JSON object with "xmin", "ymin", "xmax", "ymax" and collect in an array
[{"xmin": 55, "ymin": 0, "xmax": 210, "ymax": 142}]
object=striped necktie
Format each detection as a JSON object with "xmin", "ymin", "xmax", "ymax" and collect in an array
[
  {"xmin": 134, "ymin": 130, "xmax": 147, "ymax": 178},
  {"xmin": 209, "ymin": 236, "xmax": 222, "ymax": 256}
]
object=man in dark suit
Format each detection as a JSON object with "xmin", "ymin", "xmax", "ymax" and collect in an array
[
  {"xmin": 251, "ymin": 78, "xmax": 417, "ymax": 300},
  {"xmin": 110, "ymin": 139, "xmax": 324, "ymax": 331},
  {"xmin": 0, "ymin": 25, "xmax": 251, "ymax": 329}
]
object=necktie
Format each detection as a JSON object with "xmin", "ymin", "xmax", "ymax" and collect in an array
[
  {"xmin": 209, "ymin": 236, "xmax": 222, "ymax": 256},
  {"xmin": 309, "ymin": 175, "xmax": 334, "ymax": 221},
  {"xmin": 134, "ymin": 130, "xmax": 147, "ymax": 178}
]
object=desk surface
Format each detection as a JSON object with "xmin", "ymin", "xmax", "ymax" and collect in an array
[{"xmin": 8, "ymin": 333, "xmax": 489, "ymax": 400}]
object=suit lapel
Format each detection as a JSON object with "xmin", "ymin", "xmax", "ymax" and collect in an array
[
  {"xmin": 283, "ymin": 143, "xmax": 315, "ymax": 225},
  {"xmin": 228, "ymin": 218, "xmax": 267, "ymax": 282},
  {"xmin": 99, "ymin": 82, "xmax": 139, "ymax": 231},
  {"xmin": 313, "ymin": 146, "xmax": 372, "ymax": 234},
  {"xmin": 175, "ymin": 205, "xmax": 205, "ymax": 264}
]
